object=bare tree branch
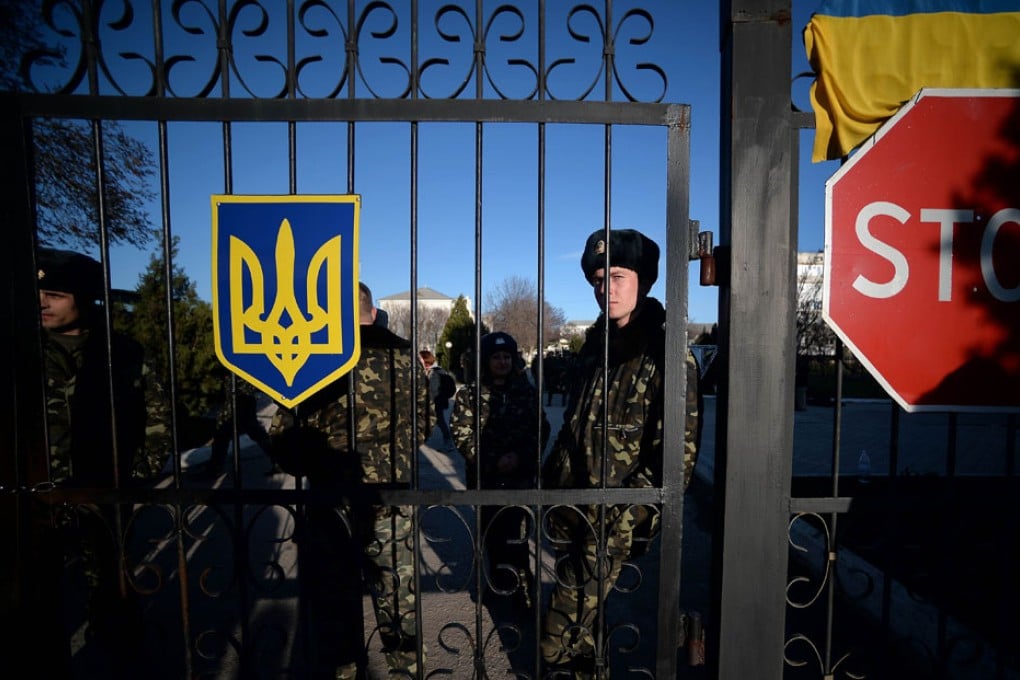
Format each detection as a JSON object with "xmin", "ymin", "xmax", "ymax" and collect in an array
[
  {"xmin": 796, "ymin": 252, "xmax": 836, "ymax": 356},
  {"xmin": 386, "ymin": 302, "xmax": 451, "ymax": 351},
  {"xmin": 2, "ymin": 0, "xmax": 156, "ymax": 251},
  {"xmin": 485, "ymin": 275, "xmax": 567, "ymax": 357}
]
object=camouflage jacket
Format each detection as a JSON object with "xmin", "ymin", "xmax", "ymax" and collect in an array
[
  {"xmin": 269, "ymin": 325, "xmax": 424, "ymax": 487},
  {"xmin": 541, "ymin": 297, "xmax": 701, "ymax": 492},
  {"xmin": 449, "ymin": 372, "xmax": 551, "ymax": 489},
  {"xmin": 43, "ymin": 327, "xmax": 171, "ymax": 486}
]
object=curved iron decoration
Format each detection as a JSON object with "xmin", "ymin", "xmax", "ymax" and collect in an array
[
  {"xmin": 419, "ymin": 503, "xmax": 474, "ymax": 594},
  {"xmin": 242, "ymin": 502, "xmax": 300, "ymax": 594},
  {"xmin": 123, "ymin": 502, "xmax": 177, "ymax": 597},
  {"xmin": 786, "ymin": 511, "xmax": 833, "ymax": 610},
  {"xmin": 477, "ymin": 502, "xmax": 536, "ymax": 597},
  {"xmin": 784, "ymin": 633, "xmax": 866, "ymax": 680},
  {"xmin": 19, "ymin": 0, "xmax": 669, "ymax": 103}
]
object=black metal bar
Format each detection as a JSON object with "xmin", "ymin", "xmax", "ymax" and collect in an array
[
  {"xmin": 14, "ymin": 94, "xmax": 677, "ymax": 125},
  {"xmin": 409, "ymin": 121, "xmax": 420, "ymax": 476},
  {"xmin": 655, "ymin": 101, "xmax": 692, "ymax": 678},
  {"xmin": 787, "ymin": 497, "xmax": 854, "ymax": 514},
  {"xmin": 593, "ymin": 125, "xmax": 612, "ymax": 679},
  {"xmin": 532, "ymin": 116, "xmax": 548, "ymax": 676},
  {"xmin": 469, "ymin": 118, "xmax": 485, "ymax": 669},
  {"xmin": 408, "ymin": 118, "xmax": 426, "ymax": 680},
  {"xmin": 8, "ymin": 484, "xmax": 667, "ymax": 507},
  {"xmin": 0, "ymin": 98, "xmax": 49, "ymax": 640}
]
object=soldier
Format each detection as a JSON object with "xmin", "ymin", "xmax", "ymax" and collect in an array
[
  {"xmin": 539, "ymin": 229, "xmax": 701, "ymax": 677},
  {"xmin": 27, "ymin": 247, "xmax": 171, "ymax": 676},
  {"xmin": 268, "ymin": 282, "xmax": 424, "ymax": 678},
  {"xmin": 38, "ymin": 248, "xmax": 171, "ymax": 485},
  {"xmin": 449, "ymin": 331, "xmax": 550, "ymax": 612}
]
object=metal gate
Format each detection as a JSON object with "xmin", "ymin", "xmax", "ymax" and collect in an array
[
  {"xmin": 6, "ymin": 2, "xmax": 1018, "ymax": 679},
  {"xmin": 721, "ymin": 2, "xmax": 1020, "ymax": 679},
  {"xmin": 2, "ymin": 2, "xmax": 693, "ymax": 678}
]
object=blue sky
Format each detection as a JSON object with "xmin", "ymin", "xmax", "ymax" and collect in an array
[{"xmin": 38, "ymin": 1, "xmax": 833, "ymax": 325}]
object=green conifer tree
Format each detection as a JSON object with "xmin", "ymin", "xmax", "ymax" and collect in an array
[
  {"xmin": 116, "ymin": 238, "xmax": 221, "ymax": 429},
  {"xmin": 437, "ymin": 295, "xmax": 488, "ymax": 379}
]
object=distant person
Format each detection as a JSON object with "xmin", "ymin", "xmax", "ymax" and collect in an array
[
  {"xmin": 26, "ymin": 247, "xmax": 171, "ymax": 676},
  {"xmin": 268, "ymin": 281, "xmax": 425, "ymax": 677},
  {"xmin": 541, "ymin": 352, "xmax": 572, "ymax": 406},
  {"xmin": 418, "ymin": 348, "xmax": 456, "ymax": 450},
  {"xmin": 449, "ymin": 332, "xmax": 550, "ymax": 612},
  {"xmin": 540, "ymin": 229, "xmax": 702, "ymax": 677}
]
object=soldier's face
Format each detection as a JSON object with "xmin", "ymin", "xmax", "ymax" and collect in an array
[
  {"xmin": 39, "ymin": 289, "xmax": 84, "ymax": 334},
  {"xmin": 488, "ymin": 350, "xmax": 514, "ymax": 381},
  {"xmin": 590, "ymin": 266, "xmax": 641, "ymax": 328}
]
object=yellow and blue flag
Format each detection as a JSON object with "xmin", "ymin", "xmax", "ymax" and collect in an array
[
  {"xmin": 804, "ymin": 0, "xmax": 1020, "ymax": 161},
  {"xmin": 211, "ymin": 195, "xmax": 361, "ymax": 408}
]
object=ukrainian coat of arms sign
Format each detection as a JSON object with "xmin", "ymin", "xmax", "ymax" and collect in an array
[{"xmin": 211, "ymin": 195, "xmax": 361, "ymax": 408}]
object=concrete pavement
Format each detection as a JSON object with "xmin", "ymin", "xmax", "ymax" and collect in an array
[{"xmin": 156, "ymin": 392, "xmax": 1017, "ymax": 677}]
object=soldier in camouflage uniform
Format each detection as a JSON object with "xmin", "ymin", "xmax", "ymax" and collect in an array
[
  {"xmin": 539, "ymin": 229, "xmax": 702, "ymax": 678},
  {"xmin": 269, "ymin": 282, "xmax": 424, "ymax": 678},
  {"xmin": 449, "ymin": 331, "xmax": 550, "ymax": 612},
  {"xmin": 39, "ymin": 250, "xmax": 171, "ymax": 486},
  {"xmin": 27, "ymin": 248, "xmax": 171, "ymax": 676}
]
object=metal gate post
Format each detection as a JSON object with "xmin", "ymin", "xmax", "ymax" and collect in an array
[
  {"xmin": 715, "ymin": 1, "xmax": 796, "ymax": 677},
  {"xmin": 0, "ymin": 94, "xmax": 50, "ymax": 637}
]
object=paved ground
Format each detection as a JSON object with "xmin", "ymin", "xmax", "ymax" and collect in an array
[
  {"xmin": 103, "ymin": 393, "xmax": 1017, "ymax": 678},
  {"xmin": 696, "ymin": 395, "xmax": 1019, "ymax": 484},
  {"xmin": 172, "ymin": 398, "xmax": 701, "ymax": 677}
]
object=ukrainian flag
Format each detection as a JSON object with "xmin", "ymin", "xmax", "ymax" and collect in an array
[{"xmin": 804, "ymin": 0, "xmax": 1020, "ymax": 161}]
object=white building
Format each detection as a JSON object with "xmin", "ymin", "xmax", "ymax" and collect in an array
[
  {"xmin": 376, "ymin": 287, "xmax": 471, "ymax": 349},
  {"xmin": 797, "ymin": 251, "xmax": 825, "ymax": 312},
  {"xmin": 561, "ymin": 320, "xmax": 595, "ymax": 338},
  {"xmin": 376, "ymin": 287, "xmax": 467, "ymax": 317},
  {"xmin": 796, "ymin": 251, "xmax": 835, "ymax": 356}
]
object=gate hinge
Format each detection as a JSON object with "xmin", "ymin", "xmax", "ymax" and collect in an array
[{"xmin": 690, "ymin": 220, "xmax": 718, "ymax": 287}]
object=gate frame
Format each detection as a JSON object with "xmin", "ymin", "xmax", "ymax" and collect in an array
[
  {"xmin": 0, "ymin": 4, "xmax": 698, "ymax": 672},
  {"xmin": 1, "ymin": 1, "xmax": 835, "ymax": 676},
  {"xmin": 715, "ymin": 1, "xmax": 796, "ymax": 677}
]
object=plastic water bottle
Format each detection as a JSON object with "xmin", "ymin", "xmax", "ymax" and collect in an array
[{"xmin": 857, "ymin": 449, "xmax": 871, "ymax": 484}]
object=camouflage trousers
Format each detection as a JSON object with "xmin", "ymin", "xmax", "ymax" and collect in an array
[
  {"xmin": 539, "ymin": 504, "xmax": 642, "ymax": 680},
  {"xmin": 360, "ymin": 505, "xmax": 423, "ymax": 676},
  {"xmin": 304, "ymin": 504, "xmax": 423, "ymax": 679}
]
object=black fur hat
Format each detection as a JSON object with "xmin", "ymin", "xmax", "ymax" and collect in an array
[
  {"xmin": 36, "ymin": 248, "xmax": 104, "ymax": 303},
  {"xmin": 480, "ymin": 331, "xmax": 518, "ymax": 364},
  {"xmin": 580, "ymin": 228, "xmax": 659, "ymax": 286}
]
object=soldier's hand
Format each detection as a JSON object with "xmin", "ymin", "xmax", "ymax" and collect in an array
[{"xmin": 271, "ymin": 426, "xmax": 329, "ymax": 478}]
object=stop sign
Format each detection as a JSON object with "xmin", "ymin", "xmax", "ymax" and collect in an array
[{"xmin": 824, "ymin": 88, "xmax": 1020, "ymax": 412}]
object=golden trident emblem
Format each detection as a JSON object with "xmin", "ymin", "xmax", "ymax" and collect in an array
[{"xmin": 230, "ymin": 218, "xmax": 343, "ymax": 386}]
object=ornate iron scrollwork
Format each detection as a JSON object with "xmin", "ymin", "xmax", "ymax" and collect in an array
[{"xmin": 20, "ymin": 0, "xmax": 669, "ymax": 102}]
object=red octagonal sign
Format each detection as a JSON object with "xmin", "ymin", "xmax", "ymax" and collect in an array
[{"xmin": 824, "ymin": 88, "xmax": 1020, "ymax": 413}]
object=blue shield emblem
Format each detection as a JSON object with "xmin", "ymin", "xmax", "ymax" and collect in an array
[{"xmin": 211, "ymin": 195, "xmax": 361, "ymax": 408}]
